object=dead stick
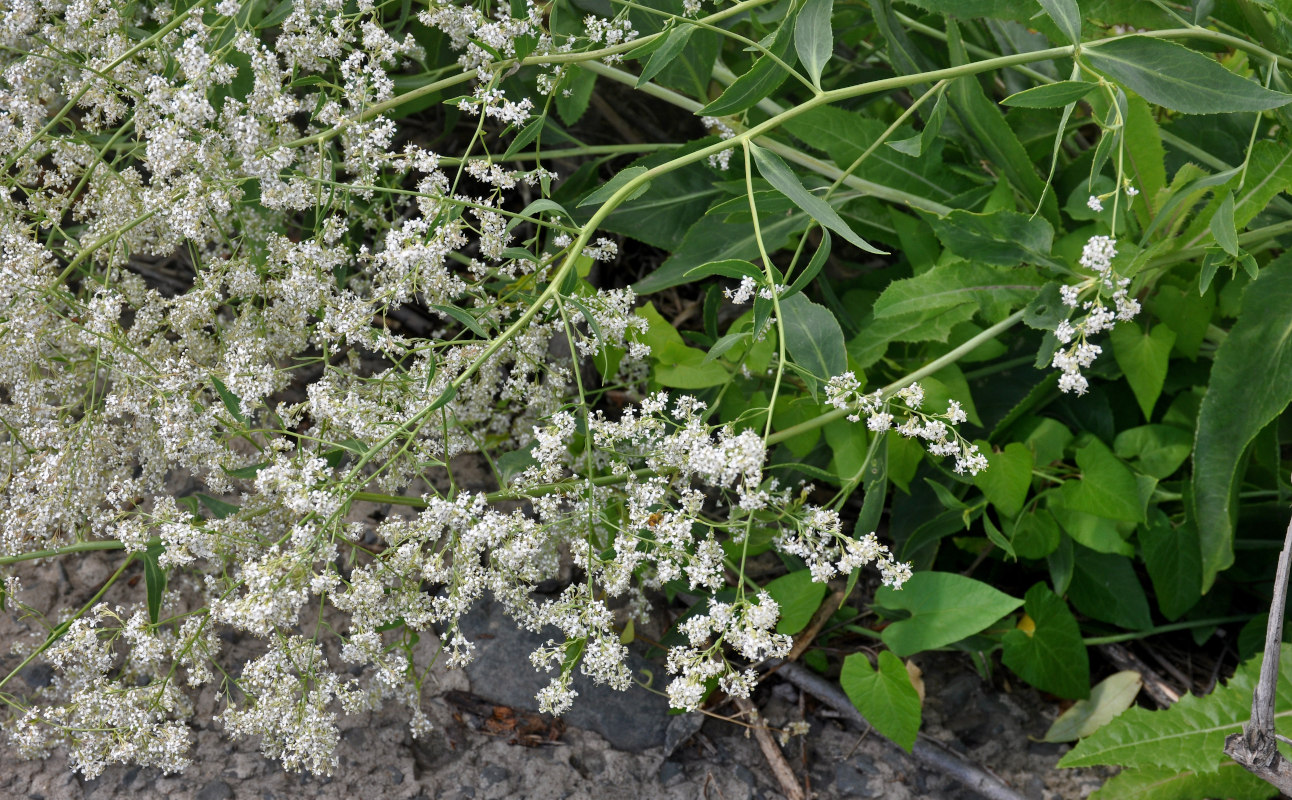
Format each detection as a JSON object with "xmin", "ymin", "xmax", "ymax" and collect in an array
[
  {"xmin": 767, "ymin": 659, "xmax": 1032, "ymax": 800},
  {"xmin": 733, "ymin": 696, "xmax": 805, "ymax": 800},
  {"xmin": 1225, "ymin": 510, "xmax": 1292, "ymax": 793},
  {"xmin": 786, "ymin": 588, "xmax": 846, "ymax": 662}
]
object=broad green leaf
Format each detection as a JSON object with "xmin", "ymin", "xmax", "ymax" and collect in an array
[
  {"xmin": 874, "ymin": 262, "xmax": 1043, "ymax": 320},
  {"xmin": 1068, "ymin": 546, "xmax": 1152, "ymax": 631},
  {"xmin": 749, "ymin": 143, "xmax": 885, "ymax": 255},
  {"xmin": 840, "ymin": 651, "xmax": 922, "ymax": 752},
  {"xmin": 888, "ymin": 92, "xmax": 947, "ymax": 157},
  {"xmin": 1122, "ymin": 96, "xmax": 1166, "ymax": 228},
  {"xmin": 704, "ymin": 331, "xmax": 752, "ymax": 363},
  {"xmin": 1002, "ymin": 583, "xmax": 1090, "ymax": 699},
  {"xmin": 929, "ymin": 210, "xmax": 1058, "ymax": 267},
  {"xmin": 577, "ymin": 166, "xmax": 651, "ymax": 208},
  {"xmin": 1053, "ymin": 495, "xmax": 1135, "ymax": 556},
  {"xmin": 699, "ymin": 19, "xmax": 796, "ymax": 116},
  {"xmin": 684, "ymin": 259, "xmax": 765, "ymax": 282},
  {"xmin": 874, "ymin": 572, "xmax": 1022, "ymax": 657},
  {"xmin": 780, "ymin": 293, "xmax": 847, "ymax": 386},
  {"xmin": 1044, "ymin": 671, "xmax": 1142, "ymax": 742},
  {"xmin": 1021, "ymin": 417, "xmax": 1074, "ymax": 467},
  {"xmin": 973, "ymin": 442, "xmax": 1034, "ymax": 518},
  {"xmin": 1110, "ymin": 323, "xmax": 1176, "ymax": 420},
  {"xmin": 794, "ymin": 0, "xmax": 833, "ymax": 87},
  {"xmin": 1060, "ymin": 643, "xmax": 1292, "ymax": 772},
  {"xmin": 846, "ymin": 304, "xmax": 978, "ymax": 370},
  {"xmin": 1139, "ymin": 507, "xmax": 1201, "ymax": 621},
  {"xmin": 764, "ymin": 569, "xmax": 827, "ymax": 635},
  {"xmin": 635, "ymin": 303, "xmax": 730, "ymax": 388},
  {"xmin": 637, "ymin": 24, "xmax": 697, "ymax": 87},
  {"xmin": 1011, "ymin": 507, "xmax": 1061, "ymax": 559},
  {"xmin": 1064, "ymin": 437, "xmax": 1144, "ymax": 523},
  {"xmin": 555, "ymin": 65, "xmax": 596, "ymax": 124},
  {"xmin": 633, "ymin": 193, "xmax": 807, "ymax": 293},
  {"xmin": 1001, "ymin": 80, "xmax": 1096, "ymax": 108},
  {"xmin": 1114, "ymin": 425, "xmax": 1191, "ymax": 479},
  {"xmin": 601, "ymin": 145, "xmax": 724, "ymax": 250},
  {"xmin": 1037, "ymin": 0, "xmax": 1081, "ymax": 44},
  {"xmin": 1151, "ymin": 284, "xmax": 1213, "ymax": 360},
  {"xmin": 1194, "ymin": 251, "xmax": 1292, "ymax": 590},
  {"xmin": 1083, "ymin": 36, "xmax": 1292, "ymax": 114},
  {"xmin": 825, "ymin": 417, "xmax": 869, "ymax": 479},
  {"xmin": 143, "ymin": 542, "xmax": 167, "ymax": 625},
  {"xmin": 1089, "ymin": 764, "xmax": 1275, "ymax": 800}
]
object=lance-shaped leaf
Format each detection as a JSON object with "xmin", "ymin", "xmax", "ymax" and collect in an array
[
  {"xmin": 637, "ymin": 24, "xmax": 696, "ymax": 87},
  {"xmin": 1195, "ymin": 251, "xmax": 1292, "ymax": 590},
  {"xmin": 874, "ymin": 262, "xmax": 1043, "ymax": 319},
  {"xmin": 1083, "ymin": 36, "xmax": 1292, "ymax": 114},
  {"xmin": 749, "ymin": 142, "xmax": 886, "ymax": 254},
  {"xmin": 794, "ymin": 0, "xmax": 833, "ymax": 87},
  {"xmin": 929, "ymin": 209, "xmax": 1058, "ymax": 267},
  {"xmin": 1002, "ymin": 80, "xmax": 1097, "ymax": 108},
  {"xmin": 780, "ymin": 293, "xmax": 847, "ymax": 383},
  {"xmin": 1037, "ymin": 0, "xmax": 1081, "ymax": 44},
  {"xmin": 699, "ymin": 19, "xmax": 796, "ymax": 117}
]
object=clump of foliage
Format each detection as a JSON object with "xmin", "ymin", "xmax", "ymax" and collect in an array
[{"xmin": 1, "ymin": 0, "xmax": 1291, "ymax": 795}]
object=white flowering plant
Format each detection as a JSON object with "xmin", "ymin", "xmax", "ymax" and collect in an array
[{"xmin": 1, "ymin": 0, "xmax": 1292, "ymax": 795}]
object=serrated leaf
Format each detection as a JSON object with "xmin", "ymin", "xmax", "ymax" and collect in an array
[
  {"xmin": 929, "ymin": 209, "xmax": 1057, "ymax": 267},
  {"xmin": 874, "ymin": 262, "xmax": 1043, "ymax": 320},
  {"xmin": 1001, "ymin": 80, "xmax": 1097, "ymax": 108},
  {"xmin": 1060, "ymin": 643, "xmax": 1292, "ymax": 772},
  {"xmin": 780, "ymin": 292, "xmax": 847, "ymax": 384},
  {"xmin": 1044, "ymin": 671, "xmax": 1142, "ymax": 742},
  {"xmin": 1089, "ymin": 763, "xmax": 1275, "ymax": 800},
  {"xmin": 847, "ymin": 304, "xmax": 979, "ymax": 370},
  {"xmin": 1110, "ymin": 323, "xmax": 1176, "ymax": 421},
  {"xmin": 840, "ymin": 651, "xmax": 922, "ymax": 752},
  {"xmin": 874, "ymin": 572, "xmax": 1022, "ymax": 657},
  {"xmin": 1002, "ymin": 583, "xmax": 1090, "ymax": 699},
  {"xmin": 794, "ymin": 0, "xmax": 832, "ymax": 86},
  {"xmin": 764, "ymin": 569, "xmax": 827, "ymax": 635},
  {"xmin": 1083, "ymin": 36, "xmax": 1292, "ymax": 114},
  {"xmin": 1194, "ymin": 251, "xmax": 1292, "ymax": 590},
  {"xmin": 749, "ymin": 143, "xmax": 885, "ymax": 255}
]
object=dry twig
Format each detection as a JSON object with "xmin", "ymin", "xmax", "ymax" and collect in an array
[{"xmin": 732, "ymin": 696, "xmax": 805, "ymax": 800}]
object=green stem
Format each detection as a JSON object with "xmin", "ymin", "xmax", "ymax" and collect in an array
[
  {"xmin": 1082, "ymin": 615, "xmax": 1253, "ymax": 645},
  {"xmin": 0, "ymin": 538, "xmax": 158, "ymax": 566}
]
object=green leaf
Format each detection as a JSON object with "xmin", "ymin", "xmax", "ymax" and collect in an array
[
  {"xmin": 847, "ymin": 304, "xmax": 978, "ymax": 370},
  {"xmin": 794, "ymin": 0, "xmax": 833, "ymax": 86},
  {"xmin": 888, "ymin": 92, "xmax": 946, "ymax": 158},
  {"xmin": 704, "ymin": 331, "xmax": 752, "ymax": 363},
  {"xmin": 1064, "ymin": 437, "xmax": 1145, "ymax": 523},
  {"xmin": 600, "ymin": 144, "xmax": 724, "ymax": 250},
  {"xmin": 429, "ymin": 303, "xmax": 489, "ymax": 338},
  {"xmin": 1122, "ymin": 96, "xmax": 1166, "ymax": 228},
  {"xmin": 196, "ymin": 493, "xmax": 240, "ymax": 519},
  {"xmin": 1053, "ymin": 496, "xmax": 1135, "ymax": 556},
  {"xmin": 873, "ymin": 263, "xmax": 1042, "ymax": 320},
  {"xmin": 211, "ymin": 376, "xmax": 246, "ymax": 424},
  {"xmin": 784, "ymin": 231, "xmax": 831, "ymax": 299},
  {"xmin": 1194, "ymin": 251, "xmax": 1292, "ymax": 590},
  {"xmin": 1083, "ymin": 36, "xmax": 1292, "ymax": 114},
  {"xmin": 637, "ymin": 24, "xmax": 697, "ymax": 87},
  {"xmin": 1110, "ymin": 323, "xmax": 1176, "ymax": 420},
  {"xmin": 1012, "ymin": 507, "xmax": 1062, "ymax": 559},
  {"xmin": 929, "ymin": 209, "xmax": 1057, "ymax": 267},
  {"xmin": 874, "ymin": 572, "xmax": 1022, "ymax": 657},
  {"xmin": 577, "ymin": 166, "xmax": 651, "ymax": 208},
  {"xmin": 143, "ymin": 542, "xmax": 167, "ymax": 625},
  {"xmin": 1044, "ymin": 671, "xmax": 1142, "ymax": 742},
  {"xmin": 1068, "ymin": 546, "xmax": 1152, "ymax": 631},
  {"xmin": 1113, "ymin": 425, "xmax": 1191, "ymax": 480},
  {"xmin": 683, "ymin": 258, "xmax": 766, "ymax": 283},
  {"xmin": 840, "ymin": 651, "xmax": 922, "ymax": 752},
  {"xmin": 1059, "ymin": 643, "xmax": 1292, "ymax": 772},
  {"xmin": 749, "ymin": 143, "xmax": 885, "ymax": 255},
  {"xmin": 1088, "ymin": 764, "xmax": 1275, "ymax": 800},
  {"xmin": 780, "ymin": 293, "xmax": 847, "ymax": 387},
  {"xmin": 1037, "ymin": 0, "xmax": 1081, "ymax": 44},
  {"xmin": 982, "ymin": 515, "xmax": 1016, "ymax": 560},
  {"xmin": 1001, "ymin": 80, "xmax": 1097, "ymax": 108},
  {"xmin": 1208, "ymin": 191, "xmax": 1240, "ymax": 257},
  {"xmin": 973, "ymin": 442, "xmax": 1034, "ymax": 519},
  {"xmin": 1151, "ymin": 284, "xmax": 1213, "ymax": 360},
  {"xmin": 1139, "ymin": 508, "xmax": 1201, "ymax": 621},
  {"xmin": 555, "ymin": 65, "xmax": 596, "ymax": 124},
  {"xmin": 699, "ymin": 18, "xmax": 796, "ymax": 116},
  {"xmin": 1002, "ymin": 583, "xmax": 1090, "ymax": 699},
  {"xmin": 764, "ymin": 569, "xmax": 827, "ymax": 635}
]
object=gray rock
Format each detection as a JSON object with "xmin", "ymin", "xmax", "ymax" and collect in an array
[
  {"xmin": 196, "ymin": 779, "xmax": 234, "ymax": 800},
  {"xmin": 663, "ymin": 712, "xmax": 704, "ymax": 756},
  {"xmin": 457, "ymin": 598, "xmax": 671, "ymax": 751}
]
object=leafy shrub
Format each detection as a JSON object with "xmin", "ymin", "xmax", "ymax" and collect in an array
[{"xmin": 0, "ymin": 0, "xmax": 1290, "ymax": 794}]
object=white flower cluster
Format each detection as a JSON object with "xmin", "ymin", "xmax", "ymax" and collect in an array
[
  {"xmin": 1051, "ymin": 235, "xmax": 1140, "ymax": 395},
  {"xmin": 825, "ymin": 373, "xmax": 988, "ymax": 476}
]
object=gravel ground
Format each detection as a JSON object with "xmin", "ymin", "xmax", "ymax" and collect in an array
[{"xmin": 1, "ymin": 548, "xmax": 1111, "ymax": 800}]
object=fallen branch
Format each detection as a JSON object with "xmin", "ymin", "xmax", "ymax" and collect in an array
[
  {"xmin": 766, "ymin": 659, "xmax": 1032, "ymax": 800},
  {"xmin": 1224, "ymin": 510, "xmax": 1292, "ymax": 793},
  {"xmin": 732, "ymin": 696, "xmax": 805, "ymax": 800}
]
